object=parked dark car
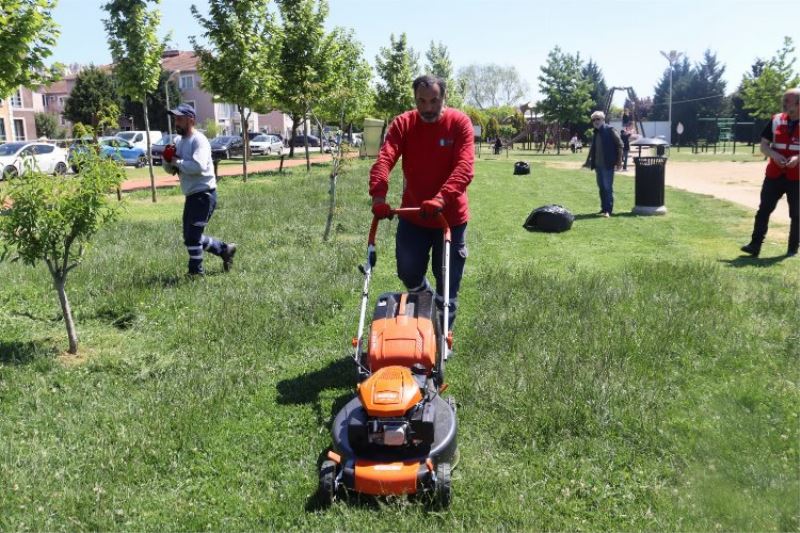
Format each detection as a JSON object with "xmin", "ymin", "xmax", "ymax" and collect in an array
[
  {"xmin": 150, "ymin": 133, "xmax": 181, "ymax": 165},
  {"xmin": 290, "ymin": 134, "xmax": 322, "ymax": 148},
  {"xmin": 210, "ymin": 135, "xmax": 245, "ymax": 160}
]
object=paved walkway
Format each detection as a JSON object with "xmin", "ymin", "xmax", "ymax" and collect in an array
[
  {"xmin": 544, "ymin": 159, "xmax": 790, "ymax": 223},
  {"xmin": 120, "ymin": 152, "xmax": 340, "ymax": 192}
]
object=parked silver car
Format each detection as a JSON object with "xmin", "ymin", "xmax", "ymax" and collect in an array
[{"xmin": 249, "ymin": 134, "xmax": 284, "ymax": 156}]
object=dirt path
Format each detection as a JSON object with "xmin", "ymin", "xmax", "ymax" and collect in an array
[
  {"xmin": 545, "ymin": 159, "xmax": 790, "ymax": 224},
  {"xmin": 120, "ymin": 152, "xmax": 339, "ymax": 192}
]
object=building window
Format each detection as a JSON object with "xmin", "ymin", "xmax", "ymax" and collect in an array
[
  {"xmin": 13, "ymin": 118, "xmax": 25, "ymax": 140},
  {"xmin": 0, "ymin": 118, "xmax": 6, "ymax": 141},
  {"xmin": 11, "ymin": 90, "xmax": 22, "ymax": 107},
  {"xmin": 179, "ymin": 75, "xmax": 194, "ymax": 90}
]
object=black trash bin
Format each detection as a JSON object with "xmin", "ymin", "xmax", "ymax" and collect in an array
[{"xmin": 632, "ymin": 156, "xmax": 667, "ymax": 215}]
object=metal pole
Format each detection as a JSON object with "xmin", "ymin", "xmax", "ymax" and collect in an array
[
  {"xmin": 166, "ymin": 83, "xmax": 172, "ymax": 137},
  {"xmin": 668, "ymin": 66, "xmax": 672, "ymax": 144}
]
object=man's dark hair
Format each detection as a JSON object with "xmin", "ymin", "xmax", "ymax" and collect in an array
[{"xmin": 413, "ymin": 75, "xmax": 446, "ymax": 98}]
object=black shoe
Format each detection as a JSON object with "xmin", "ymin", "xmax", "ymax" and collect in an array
[
  {"xmin": 740, "ymin": 243, "xmax": 760, "ymax": 257},
  {"xmin": 187, "ymin": 270, "xmax": 204, "ymax": 278},
  {"xmin": 221, "ymin": 243, "xmax": 237, "ymax": 272},
  {"xmin": 787, "ymin": 249, "xmax": 798, "ymax": 258}
]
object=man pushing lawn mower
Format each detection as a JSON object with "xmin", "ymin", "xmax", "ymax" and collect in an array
[{"xmin": 369, "ymin": 74, "xmax": 475, "ymax": 351}]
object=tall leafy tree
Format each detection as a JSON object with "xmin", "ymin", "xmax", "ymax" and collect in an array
[
  {"xmin": 120, "ymin": 68, "xmax": 181, "ymax": 133},
  {"xmin": 457, "ymin": 64, "xmax": 528, "ymax": 109},
  {"xmin": 582, "ymin": 59, "xmax": 608, "ymax": 115},
  {"xmin": 62, "ymin": 65, "xmax": 119, "ymax": 138},
  {"xmin": 191, "ymin": 0, "xmax": 279, "ymax": 182},
  {"xmin": 742, "ymin": 36, "xmax": 800, "ymax": 120},
  {"xmin": 274, "ymin": 0, "xmax": 330, "ymax": 164},
  {"xmin": 0, "ymin": 0, "xmax": 60, "ymax": 98},
  {"xmin": 375, "ymin": 33, "xmax": 419, "ymax": 123},
  {"xmin": 316, "ymin": 28, "xmax": 372, "ymax": 132},
  {"xmin": 425, "ymin": 41, "xmax": 462, "ymax": 109},
  {"xmin": 103, "ymin": 0, "xmax": 165, "ymax": 202},
  {"xmin": 537, "ymin": 46, "xmax": 593, "ymax": 154}
]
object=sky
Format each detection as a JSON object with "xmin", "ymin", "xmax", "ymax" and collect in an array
[{"xmin": 48, "ymin": 0, "xmax": 799, "ymax": 107}]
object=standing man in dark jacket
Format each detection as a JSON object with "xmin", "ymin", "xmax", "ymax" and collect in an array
[
  {"xmin": 740, "ymin": 87, "xmax": 799, "ymax": 258},
  {"xmin": 588, "ymin": 111, "xmax": 623, "ymax": 217}
]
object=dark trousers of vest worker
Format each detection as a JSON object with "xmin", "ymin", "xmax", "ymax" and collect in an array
[
  {"xmin": 395, "ymin": 218, "xmax": 467, "ymax": 331},
  {"xmin": 749, "ymin": 175, "xmax": 799, "ymax": 255},
  {"xmin": 183, "ymin": 189, "xmax": 226, "ymax": 274}
]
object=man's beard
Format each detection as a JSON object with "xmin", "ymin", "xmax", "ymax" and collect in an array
[{"xmin": 175, "ymin": 125, "xmax": 186, "ymax": 135}]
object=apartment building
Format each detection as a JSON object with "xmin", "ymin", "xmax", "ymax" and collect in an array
[{"xmin": 0, "ymin": 87, "xmax": 46, "ymax": 142}]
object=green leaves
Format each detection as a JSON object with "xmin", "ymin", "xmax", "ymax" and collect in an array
[
  {"xmin": 0, "ymin": 152, "xmax": 124, "ymax": 272},
  {"xmin": 102, "ymin": 0, "xmax": 164, "ymax": 101},
  {"xmin": 0, "ymin": 0, "xmax": 60, "ymax": 98},
  {"xmin": 741, "ymin": 37, "xmax": 800, "ymax": 120},
  {"xmin": 375, "ymin": 33, "xmax": 417, "ymax": 120},
  {"xmin": 537, "ymin": 46, "xmax": 594, "ymax": 126},
  {"xmin": 191, "ymin": 0, "xmax": 279, "ymax": 113}
]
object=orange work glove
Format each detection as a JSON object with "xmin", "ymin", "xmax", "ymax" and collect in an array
[
  {"xmin": 371, "ymin": 201, "xmax": 393, "ymax": 220},
  {"xmin": 420, "ymin": 195, "xmax": 445, "ymax": 218}
]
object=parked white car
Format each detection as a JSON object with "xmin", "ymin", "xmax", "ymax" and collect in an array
[
  {"xmin": 116, "ymin": 130, "xmax": 162, "ymax": 151},
  {"xmin": 0, "ymin": 141, "xmax": 69, "ymax": 179},
  {"xmin": 249, "ymin": 133, "xmax": 284, "ymax": 156}
]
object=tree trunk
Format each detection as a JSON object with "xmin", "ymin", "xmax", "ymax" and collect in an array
[
  {"xmin": 289, "ymin": 116, "xmax": 300, "ymax": 158},
  {"xmin": 54, "ymin": 274, "xmax": 78, "ymax": 354},
  {"xmin": 556, "ymin": 121, "xmax": 561, "ymax": 155},
  {"xmin": 303, "ymin": 110, "xmax": 311, "ymax": 172},
  {"xmin": 142, "ymin": 98, "xmax": 157, "ymax": 203},
  {"xmin": 323, "ymin": 171, "xmax": 337, "ymax": 242},
  {"xmin": 240, "ymin": 106, "xmax": 249, "ymax": 182}
]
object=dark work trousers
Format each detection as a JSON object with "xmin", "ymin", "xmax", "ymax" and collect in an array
[
  {"xmin": 395, "ymin": 218, "xmax": 468, "ymax": 331},
  {"xmin": 595, "ymin": 167, "xmax": 615, "ymax": 214},
  {"xmin": 183, "ymin": 189, "xmax": 226, "ymax": 274},
  {"xmin": 749, "ymin": 175, "xmax": 799, "ymax": 254}
]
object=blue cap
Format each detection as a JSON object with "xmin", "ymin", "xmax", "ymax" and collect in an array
[{"xmin": 168, "ymin": 103, "xmax": 196, "ymax": 120}]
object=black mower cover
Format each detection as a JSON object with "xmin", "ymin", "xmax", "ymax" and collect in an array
[
  {"xmin": 513, "ymin": 161, "xmax": 530, "ymax": 175},
  {"xmin": 523, "ymin": 204, "xmax": 574, "ymax": 233}
]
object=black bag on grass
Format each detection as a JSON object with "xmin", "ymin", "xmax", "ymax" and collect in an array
[
  {"xmin": 513, "ymin": 161, "xmax": 530, "ymax": 175},
  {"xmin": 523, "ymin": 204, "xmax": 574, "ymax": 233}
]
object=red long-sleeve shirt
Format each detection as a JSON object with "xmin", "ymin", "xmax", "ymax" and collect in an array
[{"xmin": 369, "ymin": 108, "xmax": 474, "ymax": 228}]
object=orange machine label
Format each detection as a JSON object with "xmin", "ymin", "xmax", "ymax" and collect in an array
[
  {"xmin": 358, "ymin": 366, "xmax": 422, "ymax": 417},
  {"xmin": 354, "ymin": 459, "xmax": 420, "ymax": 495}
]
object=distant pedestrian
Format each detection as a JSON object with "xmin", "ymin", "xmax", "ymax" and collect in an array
[
  {"xmin": 587, "ymin": 111, "xmax": 623, "ymax": 217},
  {"xmin": 740, "ymin": 87, "xmax": 799, "ymax": 258},
  {"xmin": 620, "ymin": 128, "xmax": 631, "ymax": 171},
  {"xmin": 163, "ymin": 103, "xmax": 237, "ymax": 275},
  {"xmin": 569, "ymin": 134, "xmax": 579, "ymax": 153},
  {"xmin": 494, "ymin": 136, "xmax": 502, "ymax": 155}
]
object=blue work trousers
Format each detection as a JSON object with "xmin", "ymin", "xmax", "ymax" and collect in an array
[
  {"xmin": 183, "ymin": 189, "xmax": 225, "ymax": 274},
  {"xmin": 395, "ymin": 219, "xmax": 467, "ymax": 330}
]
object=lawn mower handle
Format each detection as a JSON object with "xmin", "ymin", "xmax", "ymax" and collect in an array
[{"xmin": 368, "ymin": 208, "xmax": 451, "ymax": 249}]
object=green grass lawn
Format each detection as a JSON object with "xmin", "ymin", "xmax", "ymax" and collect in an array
[{"xmin": 0, "ymin": 158, "xmax": 797, "ymax": 531}]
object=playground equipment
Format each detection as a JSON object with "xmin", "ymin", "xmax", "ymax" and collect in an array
[{"xmin": 602, "ymin": 86, "xmax": 646, "ymax": 137}]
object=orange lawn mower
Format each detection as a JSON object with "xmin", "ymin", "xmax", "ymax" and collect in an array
[{"xmin": 318, "ymin": 208, "xmax": 458, "ymax": 507}]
